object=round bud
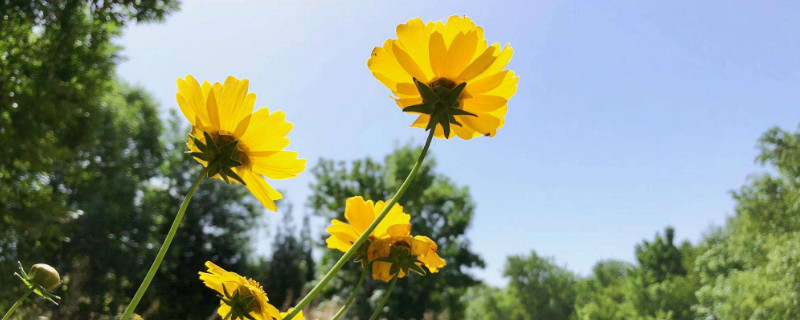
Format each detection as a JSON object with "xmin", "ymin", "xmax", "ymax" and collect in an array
[{"xmin": 29, "ymin": 263, "xmax": 60, "ymax": 291}]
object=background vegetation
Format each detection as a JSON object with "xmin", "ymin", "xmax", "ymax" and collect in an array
[{"xmin": 2, "ymin": 1, "xmax": 799, "ymax": 319}]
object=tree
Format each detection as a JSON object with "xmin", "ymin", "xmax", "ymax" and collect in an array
[
  {"xmin": 41, "ymin": 112, "xmax": 264, "ymax": 319},
  {"xmin": 503, "ymin": 251, "xmax": 577, "ymax": 320},
  {"xmin": 573, "ymin": 260, "xmax": 637, "ymax": 320},
  {"xmin": 634, "ymin": 227, "xmax": 686, "ymax": 284},
  {"xmin": 0, "ymin": 0, "xmax": 177, "ymax": 310},
  {"xmin": 247, "ymin": 204, "xmax": 316, "ymax": 311},
  {"xmin": 694, "ymin": 125, "xmax": 800, "ymax": 319},
  {"xmin": 463, "ymin": 285, "xmax": 520, "ymax": 320},
  {"xmin": 308, "ymin": 143, "xmax": 485, "ymax": 319}
]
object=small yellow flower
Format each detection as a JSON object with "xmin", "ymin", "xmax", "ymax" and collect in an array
[
  {"xmin": 325, "ymin": 196, "xmax": 411, "ymax": 253},
  {"xmin": 368, "ymin": 235, "xmax": 446, "ymax": 282},
  {"xmin": 368, "ymin": 15, "xmax": 518, "ymax": 139},
  {"xmin": 199, "ymin": 261, "xmax": 281, "ymax": 320},
  {"xmin": 176, "ymin": 75, "xmax": 306, "ymax": 211}
]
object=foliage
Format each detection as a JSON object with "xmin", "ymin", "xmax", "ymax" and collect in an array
[
  {"xmin": 0, "ymin": 0, "xmax": 177, "ymax": 309},
  {"xmin": 463, "ymin": 285, "xmax": 520, "ymax": 320},
  {"xmin": 503, "ymin": 251, "xmax": 577, "ymax": 320},
  {"xmin": 0, "ymin": 1, "xmax": 271, "ymax": 318},
  {"xmin": 694, "ymin": 125, "xmax": 800, "ymax": 319},
  {"xmin": 247, "ymin": 206, "xmax": 316, "ymax": 311},
  {"xmin": 466, "ymin": 229, "xmax": 700, "ymax": 320},
  {"xmin": 308, "ymin": 143, "xmax": 485, "ymax": 319}
]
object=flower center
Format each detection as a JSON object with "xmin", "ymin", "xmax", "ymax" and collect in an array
[{"xmin": 430, "ymin": 77, "xmax": 457, "ymax": 91}]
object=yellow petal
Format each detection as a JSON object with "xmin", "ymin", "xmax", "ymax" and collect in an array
[
  {"xmin": 429, "ymin": 31, "xmax": 447, "ymax": 77},
  {"xmin": 452, "ymin": 122, "xmax": 478, "ymax": 140},
  {"xmin": 391, "ymin": 41, "xmax": 429, "ymax": 83},
  {"xmin": 232, "ymin": 93, "xmax": 256, "ymax": 138},
  {"xmin": 396, "ymin": 18, "xmax": 433, "ymax": 79},
  {"xmin": 367, "ymin": 239, "xmax": 392, "ymax": 261},
  {"xmin": 368, "ymin": 40, "xmax": 412, "ymax": 86},
  {"xmin": 218, "ymin": 76, "xmax": 250, "ymax": 133},
  {"xmin": 473, "ymin": 44, "xmax": 513, "ymax": 82},
  {"xmin": 483, "ymin": 72, "xmax": 519, "ymax": 100},
  {"xmin": 177, "ymin": 76, "xmax": 212, "ymax": 128},
  {"xmin": 217, "ymin": 302, "xmax": 232, "ymax": 319},
  {"xmin": 205, "ymin": 87, "xmax": 221, "ymax": 130},
  {"xmin": 372, "ymin": 201, "xmax": 410, "ymax": 238},
  {"xmin": 442, "ymin": 15, "xmax": 477, "ymax": 44},
  {"xmin": 462, "ymin": 95, "xmax": 508, "ymax": 113},
  {"xmin": 372, "ymin": 261, "xmax": 396, "ymax": 282},
  {"xmin": 175, "ymin": 93, "xmax": 197, "ymax": 128},
  {"xmin": 250, "ymin": 151, "xmax": 306, "ymax": 180},
  {"xmin": 457, "ymin": 44, "xmax": 499, "ymax": 82},
  {"xmin": 240, "ymin": 169, "xmax": 281, "ymax": 212},
  {"xmin": 445, "ymin": 30, "xmax": 479, "ymax": 79},
  {"xmin": 386, "ymin": 224, "xmax": 411, "ymax": 237},
  {"xmin": 326, "ymin": 235, "xmax": 354, "ymax": 252},
  {"xmin": 345, "ymin": 196, "xmax": 375, "ymax": 234},
  {"xmin": 461, "ymin": 113, "xmax": 501, "ymax": 137},
  {"xmin": 465, "ymin": 70, "xmax": 513, "ymax": 96},
  {"xmin": 239, "ymin": 109, "xmax": 293, "ymax": 153}
]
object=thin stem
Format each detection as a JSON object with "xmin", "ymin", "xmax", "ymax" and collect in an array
[
  {"xmin": 367, "ymin": 276, "xmax": 399, "ymax": 320},
  {"xmin": 329, "ymin": 262, "xmax": 369, "ymax": 320},
  {"xmin": 120, "ymin": 168, "xmax": 208, "ymax": 320},
  {"xmin": 2, "ymin": 289, "xmax": 32, "ymax": 320},
  {"xmin": 283, "ymin": 129, "xmax": 436, "ymax": 320}
]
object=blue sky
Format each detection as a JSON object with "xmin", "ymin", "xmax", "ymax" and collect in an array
[{"xmin": 116, "ymin": 1, "xmax": 800, "ymax": 286}]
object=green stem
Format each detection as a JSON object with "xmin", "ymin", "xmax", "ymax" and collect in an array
[
  {"xmin": 367, "ymin": 276, "xmax": 399, "ymax": 320},
  {"xmin": 2, "ymin": 289, "xmax": 32, "ymax": 320},
  {"xmin": 120, "ymin": 168, "xmax": 208, "ymax": 320},
  {"xmin": 284, "ymin": 129, "xmax": 436, "ymax": 320},
  {"xmin": 329, "ymin": 262, "xmax": 369, "ymax": 320}
]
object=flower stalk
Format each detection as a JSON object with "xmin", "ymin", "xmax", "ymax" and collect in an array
[
  {"xmin": 367, "ymin": 276, "xmax": 399, "ymax": 320},
  {"xmin": 283, "ymin": 129, "xmax": 435, "ymax": 320},
  {"xmin": 329, "ymin": 261, "xmax": 369, "ymax": 320},
  {"xmin": 120, "ymin": 167, "xmax": 209, "ymax": 320},
  {"xmin": 1, "ymin": 289, "xmax": 32, "ymax": 320}
]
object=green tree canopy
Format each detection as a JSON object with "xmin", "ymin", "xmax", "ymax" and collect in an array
[
  {"xmin": 503, "ymin": 251, "xmax": 577, "ymax": 320},
  {"xmin": 695, "ymin": 125, "xmax": 800, "ymax": 319},
  {"xmin": 1, "ymin": 0, "xmax": 177, "ymax": 304}
]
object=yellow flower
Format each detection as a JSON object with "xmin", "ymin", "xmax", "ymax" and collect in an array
[
  {"xmin": 325, "ymin": 196, "xmax": 411, "ymax": 253},
  {"xmin": 176, "ymin": 75, "xmax": 305, "ymax": 212},
  {"xmin": 368, "ymin": 234, "xmax": 446, "ymax": 282},
  {"xmin": 368, "ymin": 15, "xmax": 518, "ymax": 139},
  {"xmin": 199, "ymin": 261, "xmax": 281, "ymax": 320}
]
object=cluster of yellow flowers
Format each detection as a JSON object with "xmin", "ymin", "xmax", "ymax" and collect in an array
[
  {"xmin": 5, "ymin": 15, "xmax": 516, "ymax": 320},
  {"xmin": 327, "ymin": 197, "xmax": 446, "ymax": 282},
  {"xmin": 182, "ymin": 14, "xmax": 516, "ymax": 320}
]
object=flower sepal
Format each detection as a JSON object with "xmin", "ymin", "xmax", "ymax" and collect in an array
[
  {"xmin": 188, "ymin": 132, "xmax": 246, "ymax": 185},
  {"xmin": 219, "ymin": 284, "xmax": 258, "ymax": 320},
  {"xmin": 374, "ymin": 243, "xmax": 428, "ymax": 277},
  {"xmin": 402, "ymin": 78, "xmax": 476, "ymax": 138},
  {"xmin": 14, "ymin": 262, "xmax": 61, "ymax": 305}
]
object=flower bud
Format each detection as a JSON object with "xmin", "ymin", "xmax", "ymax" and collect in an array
[{"xmin": 29, "ymin": 263, "xmax": 60, "ymax": 291}]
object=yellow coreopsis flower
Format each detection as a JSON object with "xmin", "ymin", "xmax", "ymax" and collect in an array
[
  {"xmin": 199, "ymin": 261, "xmax": 281, "ymax": 320},
  {"xmin": 368, "ymin": 15, "xmax": 518, "ymax": 139},
  {"xmin": 176, "ymin": 75, "xmax": 305, "ymax": 212},
  {"xmin": 368, "ymin": 234, "xmax": 446, "ymax": 282},
  {"xmin": 325, "ymin": 196, "xmax": 411, "ymax": 253}
]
